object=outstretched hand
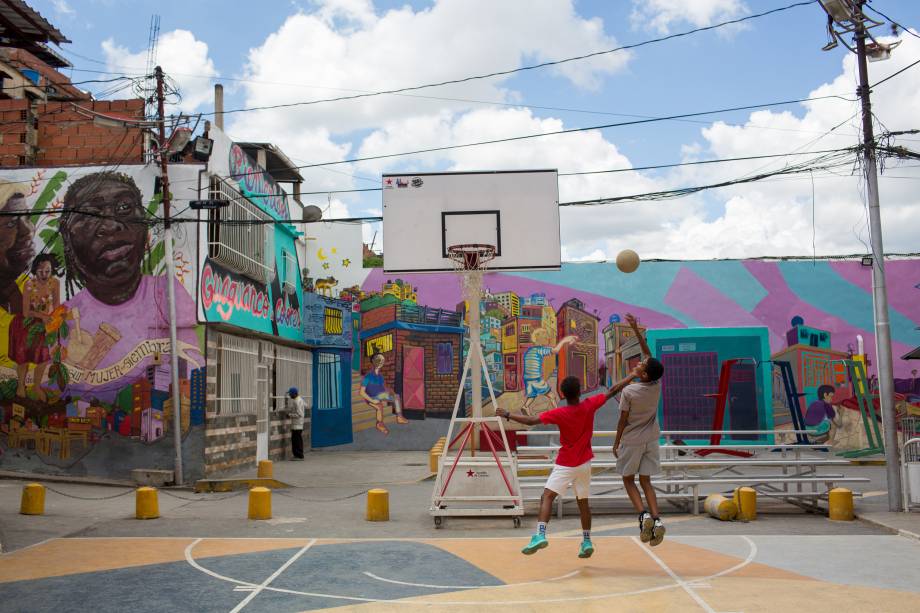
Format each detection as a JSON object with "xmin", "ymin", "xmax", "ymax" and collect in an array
[{"xmin": 495, "ymin": 407, "xmax": 509, "ymax": 419}]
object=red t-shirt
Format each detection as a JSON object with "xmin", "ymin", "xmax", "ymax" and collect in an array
[{"xmin": 538, "ymin": 394, "xmax": 606, "ymax": 467}]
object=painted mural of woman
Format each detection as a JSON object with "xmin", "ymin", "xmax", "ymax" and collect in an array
[
  {"xmin": 10, "ymin": 254, "xmax": 61, "ymax": 401},
  {"xmin": 0, "ymin": 181, "xmax": 36, "ymax": 371}
]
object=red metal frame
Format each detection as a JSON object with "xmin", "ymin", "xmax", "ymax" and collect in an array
[{"xmin": 696, "ymin": 359, "xmax": 754, "ymax": 458}]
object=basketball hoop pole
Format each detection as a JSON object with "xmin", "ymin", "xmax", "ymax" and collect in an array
[{"xmin": 468, "ymin": 269, "xmax": 483, "ymax": 455}]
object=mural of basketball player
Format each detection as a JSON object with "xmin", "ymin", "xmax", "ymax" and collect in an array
[
  {"xmin": 0, "ymin": 181, "xmax": 35, "ymax": 371},
  {"xmin": 359, "ymin": 352, "xmax": 409, "ymax": 435},
  {"xmin": 521, "ymin": 329, "xmax": 576, "ymax": 413},
  {"xmin": 60, "ymin": 172, "xmax": 200, "ymax": 399},
  {"xmin": 10, "ymin": 254, "xmax": 61, "ymax": 400}
]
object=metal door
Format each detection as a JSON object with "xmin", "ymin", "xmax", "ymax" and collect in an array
[
  {"xmin": 256, "ymin": 364, "xmax": 269, "ymax": 462},
  {"xmin": 403, "ymin": 346, "xmax": 425, "ymax": 409},
  {"xmin": 311, "ymin": 350, "xmax": 353, "ymax": 447}
]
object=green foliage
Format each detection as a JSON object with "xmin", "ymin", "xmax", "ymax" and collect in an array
[
  {"xmin": 142, "ymin": 240, "xmax": 166, "ymax": 276},
  {"xmin": 29, "ymin": 171, "xmax": 67, "ymax": 226},
  {"xmin": 0, "ymin": 378, "xmax": 17, "ymax": 401},
  {"xmin": 363, "ymin": 255, "xmax": 384, "ymax": 268}
]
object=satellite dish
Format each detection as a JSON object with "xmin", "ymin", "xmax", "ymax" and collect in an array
[{"xmin": 303, "ymin": 205, "xmax": 323, "ymax": 223}]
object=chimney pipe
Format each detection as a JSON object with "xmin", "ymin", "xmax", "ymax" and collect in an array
[{"xmin": 214, "ymin": 84, "xmax": 224, "ymax": 130}]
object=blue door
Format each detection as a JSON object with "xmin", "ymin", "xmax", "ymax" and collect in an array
[{"xmin": 311, "ymin": 349, "xmax": 353, "ymax": 447}]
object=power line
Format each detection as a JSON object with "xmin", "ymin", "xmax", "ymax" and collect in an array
[
  {"xmin": 871, "ymin": 56, "xmax": 920, "ymax": 88},
  {"xmin": 189, "ymin": 1, "xmax": 815, "ymax": 118}
]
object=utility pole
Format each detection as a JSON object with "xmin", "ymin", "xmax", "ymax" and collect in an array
[
  {"xmin": 155, "ymin": 66, "xmax": 184, "ymax": 486},
  {"xmin": 851, "ymin": 3, "xmax": 901, "ymax": 510}
]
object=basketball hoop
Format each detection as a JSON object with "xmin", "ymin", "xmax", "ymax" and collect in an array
[{"xmin": 446, "ymin": 243, "xmax": 495, "ymax": 272}]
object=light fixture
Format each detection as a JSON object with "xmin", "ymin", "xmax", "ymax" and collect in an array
[
  {"xmin": 165, "ymin": 127, "xmax": 192, "ymax": 155},
  {"xmin": 819, "ymin": 0, "xmax": 855, "ymax": 24},
  {"xmin": 192, "ymin": 136, "xmax": 213, "ymax": 161},
  {"xmin": 866, "ymin": 40, "xmax": 901, "ymax": 62},
  {"xmin": 861, "ymin": 255, "xmax": 873, "ymax": 267}
]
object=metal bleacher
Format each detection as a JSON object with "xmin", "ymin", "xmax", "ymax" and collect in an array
[{"xmin": 515, "ymin": 429, "xmax": 870, "ymax": 517}]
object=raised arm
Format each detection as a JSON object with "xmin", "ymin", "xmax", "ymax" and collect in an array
[
  {"xmin": 495, "ymin": 407, "xmax": 542, "ymax": 426},
  {"xmin": 625, "ymin": 313, "xmax": 651, "ymax": 357},
  {"xmin": 604, "ymin": 365, "xmax": 642, "ymax": 401}
]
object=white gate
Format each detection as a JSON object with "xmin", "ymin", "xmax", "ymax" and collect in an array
[{"xmin": 256, "ymin": 364, "xmax": 269, "ymax": 462}]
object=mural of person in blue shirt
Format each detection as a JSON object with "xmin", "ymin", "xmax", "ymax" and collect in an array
[
  {"xmin": 360, "ymin": 352, "xmax": 408, "ymax": 435},
  {"xmin": 521, "ymin": 329, "xmax": 576, "ymax": 414},
  {"xmin": 804, "ymin": 384, "xmax": 841, "ymax": 443}
]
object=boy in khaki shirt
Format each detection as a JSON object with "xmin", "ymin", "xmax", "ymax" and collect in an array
[{"xmin": 613, "ymin": 314, "xmax": 666, "ymax": 546}]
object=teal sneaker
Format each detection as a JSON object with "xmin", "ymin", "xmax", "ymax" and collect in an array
[
  {"xmin": 522, "ymin": 534, "xmax": 548, "ymax": 555},
  {"xmin": 578, "ymin": 539, "xmax": 595, "ymax": 558}
]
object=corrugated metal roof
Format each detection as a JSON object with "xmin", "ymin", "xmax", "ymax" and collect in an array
[{"xmin": 0, "ymin": 0, "xmax": 70, "ymax": 45}]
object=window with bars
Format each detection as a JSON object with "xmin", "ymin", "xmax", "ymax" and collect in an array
[
  {"xmin": 216, "ymin": 333, "xmax": 259, "ymax": 415},
  {"xmin": 316, "ymin": 352, "xmax": 343, "ymax": 410},
  {"xmin": 207, "ymin": 175, "xmax": 274, "ymax": 283},
  {"xmin": 324, "ymin": 307, "xmax": 343, "ymax": 335},
  {"xmin": 274, "ymin": 345, "xmax": 312, "ymax": 412},
  {"xmin": 282, "ymin": 249, "xmax": 297, "ymax": 294}
]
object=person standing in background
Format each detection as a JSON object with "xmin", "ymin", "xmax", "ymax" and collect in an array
[{"xmin": 288, "ymin": 387, "xmax": 307, "ymax": 460}]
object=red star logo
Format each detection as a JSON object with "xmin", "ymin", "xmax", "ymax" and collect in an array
[
  {"xmin": 466, "ymin": 470, "xmax": 475, "ymax": 477},
  {"xmin": 384, "ymin": 178, "xmax": 393, "ymax": 186}
]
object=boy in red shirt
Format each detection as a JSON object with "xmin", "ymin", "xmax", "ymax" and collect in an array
[{"xmin": 497, "ymin": 371, "xmax": 639, "ymax": 557}]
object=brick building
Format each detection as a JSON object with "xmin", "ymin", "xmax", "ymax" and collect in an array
[
  {"xmin": 556, "ymin": 298, "xmax": 600, "ymax": 392},
  {"xmin": 359, "ymin": 301, "xmax": 463, "ymax": 419}
]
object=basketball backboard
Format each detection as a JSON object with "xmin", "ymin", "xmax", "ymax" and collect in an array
[{"xmin": 382, "ymin": 170, "xmax": 561, "ymax": 273}]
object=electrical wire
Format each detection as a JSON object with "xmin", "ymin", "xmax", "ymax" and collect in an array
[{"xmin": 197, "ymin": 1, "xmax": 815, "ymax": 118}]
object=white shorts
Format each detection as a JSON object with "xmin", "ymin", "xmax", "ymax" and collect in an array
[{"xmin": 544, "ymin": 461, "xmax": 592, "ymax": 499}]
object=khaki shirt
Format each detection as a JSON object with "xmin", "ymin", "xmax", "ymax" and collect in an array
[
  {"xmin": 618, "ymin": 380, "xmax": 661, "ymax": 446},
  {"xmin": 289, "ymin": 396, "xmax": 308, "ymax": 430}
]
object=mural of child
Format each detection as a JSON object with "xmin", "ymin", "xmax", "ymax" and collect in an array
[
  {"xmin": 805, "ymin": 384, "xmax": 842, "ymax": 444},
  {"xmin": 10, "ymin": 254, "xmax": 61, "ymax": 401},
  {"xmin": 521, "ymin": 330, "xmax": 576, "ymax": 414},
  {"xmin": 0, "ymin": 181, "xmax": 35, "ymax": 369},
  {"xmin": 359, "ymin": 352, "xmax": 408, "ymax": 435}
]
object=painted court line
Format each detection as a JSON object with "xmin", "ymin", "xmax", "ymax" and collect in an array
[
  {"xmin": 228, "ymin": 538, "xmax": 317, "ymax": 613},
  {"xmin": 182, "ymin": 536, "xmax": 759, "ymax": 606},
  {"xmin": 632, "ymin": 536, "xmax": 715, "ymax": 613},
  {"xmin": 555, "ymin": 514, "xmax": 696, "ymax": 538},
  {"xmin": 363, "ymin": 568, "xmax": 581, "ymax": 589}
]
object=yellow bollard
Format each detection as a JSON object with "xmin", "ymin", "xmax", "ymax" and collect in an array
[
  {"xmin": 248, "ymin": 486, "xmax": 272, "ymax": 520},
  {"xmin": 828, "ymin": 488, "xmax": 854, "ymax": 521},
  {"xmin": 366, "ymin": 488, "xmax": 390, "ymax": 521},
  {"xmin": 733, "ymin": 487, "xmax": 757, "ymax": 521},
  {"xmin": 257, "ymin": 460, "xmax": 273, "ymax": 479},
  {"xmin": 704, "ymin": 494, "xmax": 738, "ymax": 521},
  {"xmin": 135, "ymin": 486, "xmax": 160, "ymax": 520},
  {"xmin": 20, "ymin": 483, "xmax": 45, "ymax": 515}
]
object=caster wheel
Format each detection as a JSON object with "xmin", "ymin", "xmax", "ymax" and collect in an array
[
  {"xmin": 434, "ymin": 517, "xmax": 443, "ymax": 528},
  {"xmin": 513, "ymin": 517, "xmax": 521, "ymax": 528}
]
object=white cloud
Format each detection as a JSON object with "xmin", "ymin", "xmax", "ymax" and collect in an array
[
  {"xmin": 101, "ymin": 30, "xmax": 219, "ymax": 113},
  {"xmin": 631, "ymin": 0, "xmax": 748, "ymax": 34},
  {"xmin": 52, "ymin": 0, "xmax": 74, "ymax": 17}
]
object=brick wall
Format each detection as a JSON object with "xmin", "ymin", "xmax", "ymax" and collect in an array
[
  {"xmin": 361, "ymin": 304, "xmax": 396, "ymax": 331},
  {"xmin": 0, "ymin": 98, "xmax": 146, "ymax": 168},
  {"xmin": 395, "ymin": 329, "xmax": 461, "ymax": 418}
]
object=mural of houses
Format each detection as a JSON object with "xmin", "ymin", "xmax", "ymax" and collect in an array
[
  {"xmin": 603, "ymin": 315, "xmax": 646, "ymax": 386},
  {"xmin": 359, "ymin": 299, "xmax": 464, "ymax": 419},
  {"xmin": 556, "ymin": 298, "xmax": 600, "ymax": 393}
]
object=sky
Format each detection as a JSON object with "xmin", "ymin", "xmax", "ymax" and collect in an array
[{"xmin": 32, "ymin": 0, "xmax": 920, "ymax": 261}]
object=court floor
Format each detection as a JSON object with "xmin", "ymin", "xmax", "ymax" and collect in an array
[{"xmin": 1, "ymin": 533, "xmax": 919, "ymax": 612}]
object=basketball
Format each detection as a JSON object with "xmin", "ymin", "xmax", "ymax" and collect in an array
[{"xmin": 616, "ymin": 249, "xmax": 640, "ymax": 273}]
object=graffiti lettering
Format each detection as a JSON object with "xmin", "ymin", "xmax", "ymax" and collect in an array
[
  {"xmin": 274, "ymin": 298, "xmax": 302, "ymax": 329},
  {"xmin": 63, "ymin": 339, "xmax": 202, "ymax": 386},
  {"xmin": 200, "ymin": 262, "xmax": 271, "ymax": 321},
  {"xmin": 229, "ymin": 144, "xmax": 287, "ymax": 219}
]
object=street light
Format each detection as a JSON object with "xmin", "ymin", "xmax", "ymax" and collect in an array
[{"xmin": 817, "ymin": 0, "xmax": 903, "ymax": 512}]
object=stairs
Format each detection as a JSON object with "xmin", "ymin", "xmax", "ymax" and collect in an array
[{"xmin": 351, "ymin": 371, "xmax": 400, "ymax": 433}]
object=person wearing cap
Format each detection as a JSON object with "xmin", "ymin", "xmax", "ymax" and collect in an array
[{"xmin": 288, "ymin": 387, "xmax": 307, "ymax": 460}]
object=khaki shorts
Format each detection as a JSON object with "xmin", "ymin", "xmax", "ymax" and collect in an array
[
  {"xmin": 616, "ymin": 439, "xmax": 661, "ymax": 476},
  {"xmin": 544, "ymin": 460, "xmax": 592, "ymax": 498}
]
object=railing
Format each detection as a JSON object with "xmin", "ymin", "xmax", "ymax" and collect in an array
[{"xmin": 395, "ymin": 303, "xmax": 463, "ymax": 327}]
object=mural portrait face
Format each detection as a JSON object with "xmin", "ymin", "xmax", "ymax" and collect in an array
[
  {"xmin": 0, "ymin": 185, "xmax": 35, "ymax": 284},
  {"xmin": 61, "ymin": 173, "xmax": 147, "ymax": 305}
]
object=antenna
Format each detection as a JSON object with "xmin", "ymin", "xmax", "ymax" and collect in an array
[
  {"xmin": 369, "ymin": 230, "xmax": 378, "ymax": 253},
  {"xmin": 144, "ymin": 14, "xmax": 161, "ymax": 120}
]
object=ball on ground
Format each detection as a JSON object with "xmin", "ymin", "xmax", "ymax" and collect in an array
[{"xmin": 616, "ymin": 249, "xmax": 640, "ymax": 273}]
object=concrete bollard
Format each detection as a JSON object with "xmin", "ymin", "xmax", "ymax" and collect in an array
[
  {"xmin": 135, "ymin": 486, "xmax": 160, "ymax": 520},
  {"xmin": 257, "ymin": 460, "xmax": 274, "ymax": 479},
  {"xmin": 20, "ymin": 483, "xmax": 45, "ymax": 515},
  {"xmin": 828, "ymin": 488, "xmax": 854, "ymax": 521},
  {"xmin": 366, "ymin": 488, "xmax": 390, "ymax": 521},
  {"xmin": 248, "ymin": 486, "xmax": 272, "ymax": 520},
  {"xmin": 733, "ymin": 487, "xmax": 757, "ymax": 521}
]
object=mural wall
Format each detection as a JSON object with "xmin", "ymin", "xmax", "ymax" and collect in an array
[
  {"xmin": 0, "ymin": 164, "xmax": 205, "ymax": 479},
  {"xmin": 340, "ymin": 259, "xmax": 920, "ymax": 451}
]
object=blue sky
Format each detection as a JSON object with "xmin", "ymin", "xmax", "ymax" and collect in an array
[{"xmin": 31, "ymin": 0, "xmax": 920, "ymax": 260}]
